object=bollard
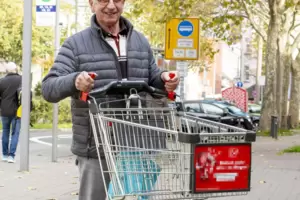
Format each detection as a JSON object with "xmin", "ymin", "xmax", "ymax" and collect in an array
[
  {"xmin": 270, "ymin": 116, "xmax": 278, "ymax": 139},
  {"xmin": 287, "ymin": 115, "xmax": 292, "ymax": 130}
]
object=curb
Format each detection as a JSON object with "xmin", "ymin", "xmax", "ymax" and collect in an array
[
  {"xmin": 29, "ymin": 128, "xmax": 72, "ymax": 132},
  {"xmin": 0, "ymin": 128, "xmax": 72, "ymax": 133}
]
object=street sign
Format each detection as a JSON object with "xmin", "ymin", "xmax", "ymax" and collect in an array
[
  {"xmin": 176, "ymin": 61, "xmax": 189, "ymax": 100},
  {"xmin": 36, "ymin": 0, "xmax": 56, "ymax": 27},
  {"xmin": 236, "ymin": 81, "xmax": 243, "ymax": 88},
  {"xmin": 165, "ymin": 18, "xmax": 199, "ymax": 60},
  {"xmin": 176, "ymin": 61, "xmax": 188, "ymax": 77}
]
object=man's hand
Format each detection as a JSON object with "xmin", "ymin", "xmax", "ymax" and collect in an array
[
  {"xmin": 161, "ymin": 71, "xmax": 180, "ymax": 92},
  {"xmin": 75, "ymin": 71, "xmax": 96, "ymax": 92}
]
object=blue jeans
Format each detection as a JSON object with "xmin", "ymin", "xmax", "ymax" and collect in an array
[{"xmin": 1, "ymin": 116, "xmax": 21, "ymax": 158}]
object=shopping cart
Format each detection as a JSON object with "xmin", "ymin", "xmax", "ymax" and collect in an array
[{"xmin": 82, "ymin": 79, "xmax": 256, "ymax": 200}]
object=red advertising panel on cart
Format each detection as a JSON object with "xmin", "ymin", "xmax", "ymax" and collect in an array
[{"xmin": 193, "ymin": 143, "xmax": 251, "ymax": 193}]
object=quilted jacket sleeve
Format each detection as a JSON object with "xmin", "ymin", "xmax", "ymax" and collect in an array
[
  {"xmin": 148, "ymin": 46, "xmax": 167, "ymax": 90},
  {"xmin": 42, "ymin": 38, "xmax": 80, "ymax": 103}
]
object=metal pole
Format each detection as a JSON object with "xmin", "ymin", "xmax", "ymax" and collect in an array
[
  {"xmin": 176, "ymin": 61, "xmax": 186, "ymax": 100},
  {"xmin": 212, "ymin": 60, "xmax": 216, "ymax": 95},
  {"xmin": 255, "ymin": 35, "xmax": 263, "ymax": 103},
  {"xmin": 240, "ymin": 37, "xmax": 244, "ymax": 82},
  {"xmin": 52, "ymin": 0, "xmax": 60, "ymax": 163},
  {"xmin": 203, "ymin": 65, "xmax": 207, "ymax": 98},
  {"xmin": 20, "ymin": 0, "xmax": 33, "ymax": 171},
  {"xmin": 75, "ymin": 0, "xmax": 78, "ymax": 33}
]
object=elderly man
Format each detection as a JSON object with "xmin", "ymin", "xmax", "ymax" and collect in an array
[
  {"xmin": 41, "ymin": 0, "xmax": 179, "ymax": 199},
  {"xmin": 0, "ymin": 62, "xmax": 22, "ymax": 163}
]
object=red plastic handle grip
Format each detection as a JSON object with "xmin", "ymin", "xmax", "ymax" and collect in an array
[
  {"xmin": 80, "ymin": 72, "xmax": 97, "ymax": 102},
  {"xmin": 166, "ymin": 72, "xmax": 176, "ymax": 101},
  {"xmin": 169, "ymin": 73, "xmax": 175, "ymax": 79}
]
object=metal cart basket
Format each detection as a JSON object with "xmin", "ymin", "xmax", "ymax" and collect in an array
[{"xmin": 84, "ymin": 80, "xmax": 256, "ymax": 200}]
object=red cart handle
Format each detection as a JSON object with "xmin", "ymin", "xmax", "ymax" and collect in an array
[
  {"xmin": 80, "ymin": 72, "xmax": 177, "ymax": 102},
  {"xmin": 169, "ymin": 72, "xmax": 175, "ymax": 79},
  {"xmin": 80, "ymin": 72, "xmax": 97, "ymax": 102}
]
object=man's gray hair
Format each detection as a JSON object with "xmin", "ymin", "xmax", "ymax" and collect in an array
[{"xmin": 5, "ymin": 62, "xmax": 18, "ymax": 73}]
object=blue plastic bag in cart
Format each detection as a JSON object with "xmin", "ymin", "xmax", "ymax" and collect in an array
[{"xmin": 108, "ymin": 152, "xmax": 161, "ymax": 200}]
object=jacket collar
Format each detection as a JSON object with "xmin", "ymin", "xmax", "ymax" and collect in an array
[
  {"xmin": 90, "ymin": 14, "xmax": 133, "ymax": 38},
  {"xmin": 6, "ymin": 72, "xmax": 19, "ymax": 76}
]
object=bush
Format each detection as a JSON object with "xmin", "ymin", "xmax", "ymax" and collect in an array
[
  {"xmin": 34, "ymin": 82, "xmax": 42, "ymax": 97},
  {"xmin": 31, "ymin": 97, "xmax": 72, "ymax": 124}
]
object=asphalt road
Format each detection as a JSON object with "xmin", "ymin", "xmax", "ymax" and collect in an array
[{"xmin": 0, "ymin": 130, "xmax": 73, "ymax": 159}]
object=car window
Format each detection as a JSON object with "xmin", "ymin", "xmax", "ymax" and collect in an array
[
  {"xmin": 202, "ymin": 103, "xmax": 224, "ymax": 115},
  {"xmin": 227, "ymin": 106, "xmax": 243, "ymax": 113},
  {"xmin": 184, "ymin": 103, "xmax": 201, "ymax": 113},
  {"xmin": 213, "ymin": 103, "xmax": 227, "ymax": 109}
]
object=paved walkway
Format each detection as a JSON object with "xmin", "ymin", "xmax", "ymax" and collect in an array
[
  {"xmin": 0, "ymin": 150, "xmax": 78, "ymax": 200},
  {"xmin": 1, "ymin": 134, "xmax": 300, "ymax": 200},
  {"xmin": 212, "ymin": 134, "xmax": 300, "ymax": 200}
]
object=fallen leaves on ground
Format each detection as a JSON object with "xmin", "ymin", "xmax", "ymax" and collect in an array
[
  {"xmin": 71, "ymin": 192, "xmax": 79, "ymax": 196},
  {"xmin": 259, "ymin": 180, "xmax": 266, "ymax": 184},
  {"xmin": 28, "ymin": 186, "xmax": 37, "ymax": 191}
]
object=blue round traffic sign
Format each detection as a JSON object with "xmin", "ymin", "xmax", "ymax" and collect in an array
[
  {"xmin": 178, "ymin": 20, "xmax": 194, "ymax": 37},
  {"xmin": 236, "ymin": 81, "xmax": 243, "ymax": 88}
]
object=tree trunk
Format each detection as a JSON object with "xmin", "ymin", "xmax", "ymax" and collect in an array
[
  {"xmin": 290, "ymin": 55, "xmax": 300, "ymax": 128},
  {"xmin": 281, "ymin": 52, "xmax": 291, "ymax": 129},
  {"xmin": 259, "ymin": 9, "xmax": 280, "ymax": 130},
  {"xmin": 276, "ymin": 38, "xmax": 283, "ymax": 128}
]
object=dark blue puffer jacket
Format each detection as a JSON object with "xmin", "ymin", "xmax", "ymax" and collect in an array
[{"xmin": 42, "ymin": 14, "xmax": 166, "ymax": 158}]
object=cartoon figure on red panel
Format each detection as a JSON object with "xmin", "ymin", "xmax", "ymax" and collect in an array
[{"xmin": 195, "ymin": 148, "xmax": 219, "ymax": 180}]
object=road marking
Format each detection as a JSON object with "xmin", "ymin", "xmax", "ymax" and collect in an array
[{"xmin": 29, "ymin": 134, "xmax": 71, "ymax": 147}]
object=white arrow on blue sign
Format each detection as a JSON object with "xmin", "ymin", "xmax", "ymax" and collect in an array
[{"xmin": 178, "ymin": 20, "xmax": 194, "ymax": 37}]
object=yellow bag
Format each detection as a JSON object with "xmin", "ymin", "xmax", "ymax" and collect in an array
[{"xmin": 17, "ymin": 105, "xmax": 22, "ymax": 118}]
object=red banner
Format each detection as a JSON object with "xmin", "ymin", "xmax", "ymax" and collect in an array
[{"xmin": 193, "ymin": 143, "xmax": 251, "ymax": 193}]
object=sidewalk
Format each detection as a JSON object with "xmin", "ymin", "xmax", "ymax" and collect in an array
[
  {"xmin": 0, "ymin": 153, "xmax": 79, "ymax": 200},
  {"xmin": 212, "ymin": 134, "xmax": 300, "ymax": 200},
  {"xmin": 1, "ymin": 134, "xmax": 300, "ymax": 200}
]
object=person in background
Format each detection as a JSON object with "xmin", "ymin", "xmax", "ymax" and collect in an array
[
  {"xmin": 0, "ymin": 62, "xmax": 22, "ymax": 163},
  {"xmin": 41, "ymin": 0, "xmax": 179, "ymax": 199}
]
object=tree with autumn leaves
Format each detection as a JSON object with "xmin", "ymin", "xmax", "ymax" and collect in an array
[
  {"xmin": 206, "ymin": 0, "xmax": 300, "ymax": 130},
  {"xmin": 0, "ymin": 0, "xmax": 75, "ymax": 72},
  {"xmin": 124, "ymin": 0, "xmax": 220, "ymax": 71},
  {"xmin": 127, "ymin": 0, "xmax": 300, "ymax": 131}
]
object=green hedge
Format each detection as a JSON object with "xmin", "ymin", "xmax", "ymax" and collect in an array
[{"xmin": 31, "ymin": 97, "xmax": 72, "ymax": 124}]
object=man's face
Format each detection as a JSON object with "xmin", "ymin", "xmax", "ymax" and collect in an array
[{"xmin": 90, "ymin": 0, "xmax": 125, "ymax": 27}]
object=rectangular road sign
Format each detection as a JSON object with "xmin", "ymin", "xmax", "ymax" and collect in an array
[
  {"xmin": 36, "ymin": 0, "xmax": 56, "ymax": 27},
  {"xmin": 165, "ymin": 18, "xmax": 199, "ymax": 60}
]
